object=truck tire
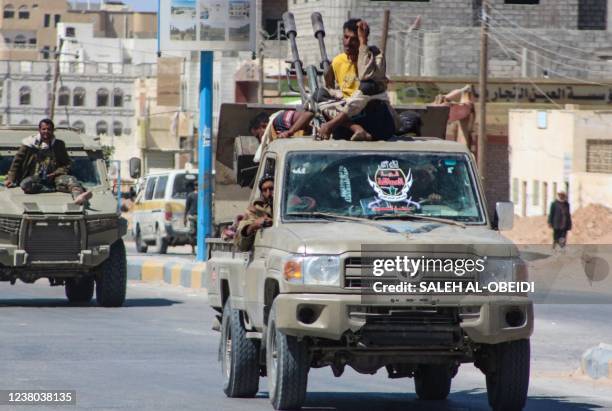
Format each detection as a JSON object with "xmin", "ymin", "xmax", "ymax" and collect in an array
[
  {"xmin": 266, "ymin": 303, "xmax": 309, "ymax": 410},
  {"xmin": 486, "ymin": 339, "xmax": 530, "ymax": 411},
  {"xmin": 155, "ymin": 227, "xmax": 168, "ymax": 254},
  {"xmin": 65, "ymin": 277, "xmax": 94, "ymax": 304},
  {"xmin": 414, "ymin": 364, "xmax": 453, "ymax": 400},
  {"xmin": 95, "ymin": 239, "xmax": 127, "ymax": 307},
  {"xmin": 220, "ymin": 299, "xmax": 260, "ymax": 398},
  {"xmin": 135, "ymin": 226, "xmax": 148, "ymax": 253}
]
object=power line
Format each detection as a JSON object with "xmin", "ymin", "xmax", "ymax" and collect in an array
[
  {"xmin": 488, "ymin": 31, "xmax": 612, "ymax": 87},
  {"xmin": 487, "ymin": 2, "xmax": 599, "ymax": 55},
  {"xmin": 483, "ymin": 23, "xmax": 612, "ymax": 77},
  {"xmin": 484, "ymin": 17, "xmax": 611, "ymax": 70}
]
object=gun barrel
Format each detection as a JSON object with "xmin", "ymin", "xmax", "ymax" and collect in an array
[
  {"xmin": 311, "ymin": 12, "xmax": 325, "ymax": 37},
  {"xmin": 282, "ymin": 12, "xmax": 308, "ymax": 103}
]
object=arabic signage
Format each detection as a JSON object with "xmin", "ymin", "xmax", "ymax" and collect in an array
[
  {"xmin": 158, "ymin": 0, "xmax": 256, "ymax": 52},
  {"xmin": 391, "ymin": 79, "xmax": 612, "ymax": 105}
]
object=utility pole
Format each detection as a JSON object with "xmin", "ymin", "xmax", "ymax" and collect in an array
[
  {"xmin": 258, "ymin": 40, "xmax": 264, "ymax": 104},
  {"xmin": 478, "ymin": 0, "xmax": 489, "ymax": 176},
  {"xmin": 49, "ymin": 37, "xmax": 64, "ymax": 121}
]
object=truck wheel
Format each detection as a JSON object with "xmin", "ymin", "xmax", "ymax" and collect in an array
[
  {"xmin": 486, "ymin": 339, "xmax": 530, "ymax": 411},
  {"xmin": 95, "ymin": 239, "xmax": 127, "ymax": 307},
  {"xmin": 266, "ymin": 303, "xmax": 309, "ymax": 410},
  {"xmin": 65, "ymin": 277, "xmax": 94, "ymax": 304},
  {"xmin": 220, "ymin": 299, "xmax": 260, "ymax": 398},
  {"xmin": 135, "ymin": 227, "xmax": 148, "ymax": 253},
  {"xmin": 414, "ymin": 364, "xmax": 453, "ymax": 400},
  {"xmin": 155, "ymin": 227, "xmax": 168, "ymax": 254}
]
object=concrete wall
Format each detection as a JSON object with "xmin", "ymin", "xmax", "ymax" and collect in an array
[
  {"xmin": 509, "ymin": 109, "xmax": 574, "ymax": 216},
  {"xmin": 509, "ymin": 109, "xmax": 612, "ymax": 216}
]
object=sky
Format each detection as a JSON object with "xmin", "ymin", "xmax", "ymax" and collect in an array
[{"xmin": 92, "ymin": 0, "xmax": 157, "ymax": 12}]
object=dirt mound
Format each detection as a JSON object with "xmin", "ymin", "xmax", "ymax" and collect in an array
[{"xmin": 502, "ymin": 204, "xmax": 612, "ymax": 245}]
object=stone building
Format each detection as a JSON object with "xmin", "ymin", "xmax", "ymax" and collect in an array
[{"xmin": 287, "ymin": 0, "xmax": 612, "ymax": 80}]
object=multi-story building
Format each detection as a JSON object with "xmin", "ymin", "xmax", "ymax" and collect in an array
[{"xmin": 288, "ymin": 0, "xmax": 612, "ymax": 80}]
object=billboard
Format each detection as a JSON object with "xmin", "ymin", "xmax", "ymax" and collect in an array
[{"xmin": 158, "ymin": 0, "xmax": 256, "ymax": 52}]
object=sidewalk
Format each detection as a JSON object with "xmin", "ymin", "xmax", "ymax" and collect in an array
[{"xmin": 127, "ymin": 257, "xmax": 207, "ymax": 290}]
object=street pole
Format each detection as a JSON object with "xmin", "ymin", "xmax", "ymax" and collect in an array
[
  {"xmin": 197, "ymin": 51, "xmax": 213, "ymax": 261},
  {"xmin": 478, "ymin": 0, "xmax": 489, "ymax": 176},
  {"xmin": 258, "ymin": 41, "xmax": 264, "ymax": 104},
  {"xmin": 50, "ymin": 37, "xmax": 64, "ymax": 121}
]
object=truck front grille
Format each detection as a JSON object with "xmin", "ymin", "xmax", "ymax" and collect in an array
[
  {"xmin": 0, "ymin": 217, "xmax": 21, "ymax": 235},
  {"xmin": 344, "ymin": 257, "xmax": 476, "ymax": 290},
  {"xmin": 24, "ymin": 220, "xmax": 81, "ymax": 262}
]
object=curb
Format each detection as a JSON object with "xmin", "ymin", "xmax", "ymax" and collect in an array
[
  {"xmin": 581, "ymin": 343, "xmax": 612, "ymax": 380},
  {"xmin": 127, "ymin": 259, "xmax": 207, "ymax": 290}
]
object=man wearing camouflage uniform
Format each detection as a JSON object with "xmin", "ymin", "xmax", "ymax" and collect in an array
[
  {"xmin": 234, "ymin": 174, "xmax": 274, "ymax": 252},
  {"xmin": 4, "ymin": 118, "xmax": 92, "ymax": 205}
]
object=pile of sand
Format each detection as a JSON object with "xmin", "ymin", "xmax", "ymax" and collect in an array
[{"xmin": 502, "ymin": 204, "xmax": 612, "ymax": 245}]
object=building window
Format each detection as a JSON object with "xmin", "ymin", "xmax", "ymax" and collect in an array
[
  {"xmin": 586, "ymin": 139, "xmax": 612, "ymax": 173},
  {"xmin": 96, "ymin": 88, "xmax": 109, "ymax": 106},
  {"xmin": 28, "ymin": 38, "xmax": 36, "ymax": 45},
  {"xmin": 13, "ymin": 35, "xmax": 26, "ymax": 48},
  {"xmin": 41, "ymin": 46, "xmax": 50, "ymax": 59},
  {"xmin": 19, "ymin": 86, "xmax": 31, "ymax": 105},
  {"xmin": 3, "ymin": 5, "xmax": 14, "ymax": 19},
  {"xmin": 73, "ymin": 87, "xmax": 85, "ymax": 106},
  {"xmin": 18, "ymin": 5, "xmax": 28, "ymax": 19},
  {"xmin": 73, "ymin": 120, "xmax": 85, "ymax": 133},
  {"xmin": 43, "ymin": 13, "xmax": 50, "ymax": 27},
  {"xmin": 4, "ymin": 37, "xmax": 10, "ymax": 44},
  {"xmin": 532, "ymin": 180, "xmax": 540, "ymax": 206},
  {"xmin": 578, "ymin": 0, "xmax": 607, "ymax": 30},
  {"xmin": 96, "ymin": 121, "xmax": 108, "ymax": 136},
  {"xmin": 113, "ymin": 121, "xmax": 123, "ymax": 136},
  {"xmin": 54, "ymin": 14, "xmax": 60, "ymax": 27},
  {"xmin": 58, "ymin": 86, "xmax": 70, "ymax": 106},
  {"xmin": 112, "ymin": 88, "xmax": 124, "ymax": 107},
  {"xmin": 65, "ymin": 26, "xmax": 75, "ymax": 37}
]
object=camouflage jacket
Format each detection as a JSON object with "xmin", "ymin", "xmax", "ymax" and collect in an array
[
  {"xmin": 234, "ymin": 199, "xmax": 273, "ymax": 252},
  {"xmin": 7, "ymin": 135, "xmax": 71, "ymax": 184}
]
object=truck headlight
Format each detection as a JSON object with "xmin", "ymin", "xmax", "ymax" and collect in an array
[
  {"xmin": 479, "ymin": 258, "xmax": 528, "ymax": 287},
  {"xmin": 283, "ymin": 255, "xmax": 340, "ymax": 286}
]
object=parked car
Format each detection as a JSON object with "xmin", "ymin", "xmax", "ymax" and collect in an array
[{"xmin": 131, "ymin": 169, "xmax": 198, "ymax": 254}]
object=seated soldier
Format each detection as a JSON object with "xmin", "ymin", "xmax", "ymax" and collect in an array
[
  {"xmin": 249, "ymin": 111, "xmax": 314, "ymax": 142},
  {"xmin": 4, "ymin": 118, "xmax": 92, "ymax": 205},
  {"xmin": 234, "ymin": 174, "xmax": 274, "ymax": 252},
  {"xmin": 318, "ymin": 19, "xmax": 397, "ymax": 141}
]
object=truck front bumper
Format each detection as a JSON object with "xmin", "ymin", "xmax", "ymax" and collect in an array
[
  {"xmin": 273, "ymin": 294, "xmax": 533, "ymax": 345},
  {"xmin": 0, "ymin": 245, "xmax": 110, "ymax": 268}
]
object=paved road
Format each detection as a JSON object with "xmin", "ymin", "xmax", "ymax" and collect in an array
[
  {"xmin": 124, "ymin": 239, "xmax": 196, "ymax": 262},
  {"xmin": 0, "ymin": 281, "xmax": 612, "ymax": 411}
]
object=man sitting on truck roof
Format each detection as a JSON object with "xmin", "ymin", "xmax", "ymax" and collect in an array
[
  {"xmin": 318, "ymin": 19, "xmax": 397, "ymax": 141},
  {"xmin": 4, "ymin": 118, "xmax": 92, "ymax": 205},
  {"xmin": 249, "ymin": 111, "xmax": 314, "ymax": 141},
  {"xmin": 234, "ymin": 174, "xmax": 274, "ymax": 252}
]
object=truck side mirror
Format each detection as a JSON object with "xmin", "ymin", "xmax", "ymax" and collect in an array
[
  {"xmin": 129, "ymin": 157, "xmax": 141, "ymax": 179},
  {"xmin": 495, "ymin": 202, "xmax": 514, "ymax": 231}
]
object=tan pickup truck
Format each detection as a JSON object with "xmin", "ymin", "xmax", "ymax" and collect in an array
[{"xmin": 206, "ymin": 113, "xmax": 533, "ymax": 411}]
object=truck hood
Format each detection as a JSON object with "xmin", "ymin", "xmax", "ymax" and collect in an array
[
  {"xmin": 0, "ymin": 187, "xmax": 116, "ymax": 215},
  {"xmin": 277, "ymin": 220, "xmax": 516, "ymax": 256}
]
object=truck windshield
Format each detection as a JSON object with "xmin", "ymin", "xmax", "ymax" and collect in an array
[
  {"xmin": 0, "ymin": 155, "xmax": 101, "ymax": 188},
  {"xmin": 283, "ymin": 151, "xmax": 484, "ymax": 223}
]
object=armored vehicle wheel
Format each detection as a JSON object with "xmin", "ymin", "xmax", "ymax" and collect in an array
[
  {"xmin": 65, "ymin": 277, "xmax": 94, "ymax": 304},
  {"xmin": 486, "ymin": 339, "xmax": 530, "ymax": 411},
  {"xmin": 95, "ymin": 239, "xmax": 127, "ymax": 307},
  {"xmin": 135, "ymin": 227, "xmax": 148, "ymax": 253},
  {"xmin": 266, "ymin": 303, "xmax": 309, "ymax": 410},
  {"xmin": 220, "ymin": 299, "xmax": 260, "ymax": 398},
  {"xmin": 414, "ymin": 364, "xmax": 453, "ymax": 400}
]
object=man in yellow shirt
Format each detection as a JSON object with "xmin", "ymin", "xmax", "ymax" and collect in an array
[{"xmin": 318, "ymin": 19, "xmax": 396, "ymax": 141}]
